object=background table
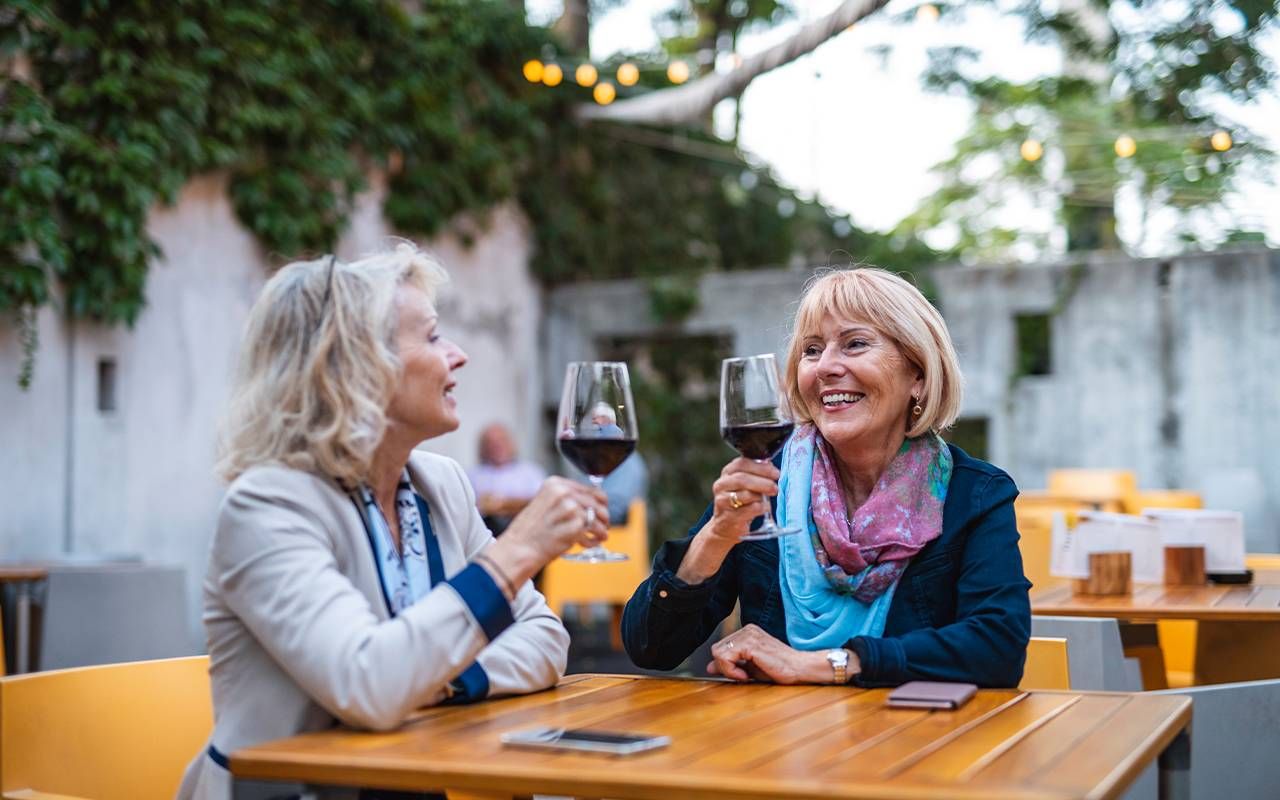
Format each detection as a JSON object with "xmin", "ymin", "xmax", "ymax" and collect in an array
[
  {"xmin": 231, "ymin": 674, "xmax": 1190, "ymax": 800},
  {"xmin": 0, "ymin": 565, "xmax": 49, "ymax": 675},
  {"xmin": 1033, "ymin": 582, "xmax": 1280, "ymax": 684}
]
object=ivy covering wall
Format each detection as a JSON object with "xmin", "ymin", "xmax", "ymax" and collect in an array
[{"xmin": 3, "ymin": 2, "xmax": 940, "ymax": 336}]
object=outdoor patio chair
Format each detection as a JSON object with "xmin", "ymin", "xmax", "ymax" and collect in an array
[{"xmin": 0, "ymin": 655, "xmax": 211, "ymax": 799}]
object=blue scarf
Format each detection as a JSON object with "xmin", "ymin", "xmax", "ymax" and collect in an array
[{"xmin": 777, "ymin": 433, "xmax": 901, "ymax": 650}]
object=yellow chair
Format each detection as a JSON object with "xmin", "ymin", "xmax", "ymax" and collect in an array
[
  {"xmin": 0, "ymin": 656, "xmax": 212, "ymax": 800},
  {"xmin": 1020, "ymin": 636, "xmax": 1070, "ymax": 690},
  {"xmin": 1013, "ymin": 500, "xmax": 1083, "ymax": 591},
  {"xmin": 1124, "ymin": 489, "xmax": 1202, "ymax": 515},
  {"xmin": 538, "ymin": 500, "xmax": 650, "ymax": 650},
  {"xmin": 1047, "ymin": 469, "xmax": 1136, "ymax": 512}
]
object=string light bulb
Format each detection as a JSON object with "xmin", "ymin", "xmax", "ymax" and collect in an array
[
  {"xmin": 1211, "ymin": 130, "xmax": 1232, "ymax": 152},
  {"xmin": 1114, "ymin": 135, "xmax": 1136, "ymax": 158},
  {"xmin": 1020, "ymin": 139, "xmax": 1044, "ymax": 162},
  {"xmin": 667, "ymin": 60, "xmax": 690, "ymax": 84},
  {"xmin": 522, "ymin": 60, "xmax": 544, "ymax": 83},
  {"xmin": 593, "ymin": 81, "xmax": 616, "ymax": 105},
  {"xmin": 616, "ymin": 62, "xmax": 639, "ymax": 86},
  {"xmin": 542, "ymin": 63, "xmax": 563, "ymax": 87},
  {"xmin": 916, "ymin": 4, "xmax": 939, "ymax": 23},
  {"xmin": 575, "ymin": 63, "xmax": 598, "ymax": 87}
]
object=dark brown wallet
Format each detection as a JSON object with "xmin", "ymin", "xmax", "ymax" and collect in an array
[{"xmin": 885, "ymin": 681, "xmax": 979, "ymax": 709}]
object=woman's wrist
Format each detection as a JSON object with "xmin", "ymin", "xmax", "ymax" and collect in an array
[
  {"xmin": 480, "ymin": 539, "xmax": 541, "ymax": 597},
  {"xmin": 675, "ymin": 525, "xmax": 734, "ymax": 585}
]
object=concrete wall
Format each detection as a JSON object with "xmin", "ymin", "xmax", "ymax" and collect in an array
[
  {"xmin": 542, "ymin": 268, "xmax": 813, "ymax": 407},
  {"xmin": 0, "ymin": 174, "xmax": 539, "ymax": 646},
  {"xmin": 934, "ymin": 249, "xmax": 1280, "ymax": 551}
]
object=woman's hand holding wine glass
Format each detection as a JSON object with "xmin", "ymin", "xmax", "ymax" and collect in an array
[
  {"xmin": 676, "ymin": 353, "xmax": 800, "ymax": 585},
  {"xmin": 483, "ymin": 477, "xmax": 609, "ymax": 594}
]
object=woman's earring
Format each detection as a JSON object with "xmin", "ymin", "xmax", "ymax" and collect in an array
[{"xmin": 911, "ymin": 398, "xmax": 923, "ymax": 416}]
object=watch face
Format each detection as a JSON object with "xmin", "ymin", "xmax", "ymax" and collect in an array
[{"xmin": 827, "ymin": 650, "xmax": 848, "ymax": 666}]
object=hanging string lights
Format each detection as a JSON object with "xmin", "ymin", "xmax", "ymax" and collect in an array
[
  {"xmin": 916, "ymin": 4, "xmax": 940, "ymax": 23},
  {"xmin": 1114, "ymin": 135, "xmax": 1137, "ymax": 158},
  {"xmin": 667, "ymin": 60, "xmax": 690, "ymax": 84},
  {"xmin": 1211, "ymin": 130, "xmax": 1233, "ymax": 152},
  {"xmin": 593, "ymin": 82, "xmax": 616, "ymax": 105},
  {"xmin": 542, "ymin": 63, "xmax": 563, "ymax": 87},
  {"xmin": 522, "ymin": 59, "xmax": 544, "ymax": 83},
  {"xmin": 1020, "ymin": 139, "xmax": 1044, "ymax": 162},
  {"xmin": 575, "ymin": 63, "xmax": 598, "ymax": 87},
  {"xmin": 616, "ymin": 62, "xmax": 640, "ymax": 86}
]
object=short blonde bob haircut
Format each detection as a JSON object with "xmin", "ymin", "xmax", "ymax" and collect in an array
[
  {"xmin": 217, "ymin": 240, "xmax": 448, "ymax": 486},
  {"xmin": 783, "ymin": 267, "xmax": 963, "ymax": 439}
]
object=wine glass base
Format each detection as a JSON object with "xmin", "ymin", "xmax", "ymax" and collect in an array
[
  {"xmin": 562, "ymin": 549, "xmax": 630, "ymax": 563},
  {"xmin": 740, "ymin": 526, "xmax": 803, "ymax": 541}
]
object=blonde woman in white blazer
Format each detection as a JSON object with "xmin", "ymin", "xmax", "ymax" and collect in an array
[{"xmin": 178, "ymin": 242, "xmax": 605, "ymax": 800}]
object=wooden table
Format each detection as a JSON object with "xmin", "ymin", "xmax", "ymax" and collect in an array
[
  {"xmin": 231, "ymin": 674, "xmax": 1191, "ymax": 800},
  {"xmin": 0, "ymin": 565, "xmax": 49, "ymax": 675},
  {"xmin": 1033, "ymin": 582, "xmax": 1280, "ymax": 684}
]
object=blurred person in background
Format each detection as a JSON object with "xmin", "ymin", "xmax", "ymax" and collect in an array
[
  {"xmin": 179, "ymin": 242, "xmax": 607, "ymax": 800},
  {"xmin": 469, "ymin": 422, "xmax": 546, "ymax": 535},
  {"xmin": 622, "ymin": 268, "xmax": 1031, "ymax": 688}
]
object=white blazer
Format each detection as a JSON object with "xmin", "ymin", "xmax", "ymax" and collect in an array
[{"xmin": 177, "ymin": 451, "xmax": 569, "ymax": 800}]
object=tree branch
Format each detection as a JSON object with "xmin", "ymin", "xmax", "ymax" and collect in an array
[{"xmin": 576, "ymin": 0, "xmax": 893, "ymax": 126}]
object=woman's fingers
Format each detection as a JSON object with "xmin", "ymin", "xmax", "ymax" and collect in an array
[
  {"xmin": 708, "ymin": 634, "xmax": 752, "ymax": 682},
  {"xmin": 721, "ymin": 457, "xmax": 781, "ymax": 480}
]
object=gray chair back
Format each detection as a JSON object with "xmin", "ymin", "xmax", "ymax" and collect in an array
[
  {"xmin": 1031, "ymin": 615, "xmax": 1140, "ymax": 691},
  {"xmin": 1151, "ymin": 679, "xmax": 1280, "ymax": 800},
  {"xmin": 38, "ymin": 563, "xmax": 195, "ymax": 670}
]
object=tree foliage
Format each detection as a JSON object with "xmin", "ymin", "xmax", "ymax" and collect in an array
[
  {"xmin": 2, "ymin": 0, "xmax": 941, "ymax": 390},
  {"xmin": 899, "ymin": 0, "xmax": 1278, "ymax": 259}
]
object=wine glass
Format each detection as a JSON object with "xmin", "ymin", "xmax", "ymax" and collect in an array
[
  {"xmin": 720, "ymin": 354, "xmax": 800, "ymax": 540},
  {"xmin": 556, "ymin": 361, "xmax": 638, "ymax": 563}
]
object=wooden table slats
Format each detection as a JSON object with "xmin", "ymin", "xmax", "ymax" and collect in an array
[
  {"xmin": 231, "ymin": 676, "xmax": 1191, "ymax": 800},
  {"xmin": 1032, "ymin": 580, "xmax": 1280, "ymax": 621},
  {"xmin": 1245, "ymin": 587, "xmax": 1280, "ymax": 609}
]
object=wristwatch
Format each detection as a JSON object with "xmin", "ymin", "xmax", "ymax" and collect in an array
[{"xmin": 825, "ymin": 648, "xmax": 851, "ymax": 685}]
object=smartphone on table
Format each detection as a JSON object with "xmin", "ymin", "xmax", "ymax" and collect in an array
[{"xmin": 500, "ymin": 726, "xmax": 671, "ymax": 755}]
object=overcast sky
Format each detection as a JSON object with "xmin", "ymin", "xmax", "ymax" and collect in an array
[{"xmin": 527, "ymin": 0, "xmax": 1279, "ymax": 256}]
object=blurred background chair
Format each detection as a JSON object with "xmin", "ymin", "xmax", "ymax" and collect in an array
[
  {"xmin": 1046, "ymin": 469, "xmax": 1136, "ymax": 512},
  {"xmin": 0, "ymin": 656, "xmax": 212, "ymax": 799},
  {"xmin": 1013, "ymin": 497, "xmax": 1087, "ymax": 592},
  {"xmin": 37, "ymin": 563, "xmax": 194, "ymax": 671},
  {"xmin": 1020, "ymin": 636, "xmax": 1070, "ymax": 690},
  {"xmin": 539, "ymin": 500, "xmax": 650, "ymax": 650}
]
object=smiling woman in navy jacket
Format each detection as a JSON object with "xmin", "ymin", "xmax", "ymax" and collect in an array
[{"xmin": 622, "ymin": 268, "xmax": 1031, "ymax": 688}]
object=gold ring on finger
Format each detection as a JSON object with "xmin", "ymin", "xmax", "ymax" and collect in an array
[{"xmin": 729, "ymin": 491, "xmax": 743, "ymax": 509}]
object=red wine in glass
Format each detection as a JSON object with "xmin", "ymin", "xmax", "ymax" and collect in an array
[
  {"xmin": 722, "ymin": 422, "xmax": 795, "ymax": 461},
  {"xmin": 720, "ymin": 354, "xmax": 801, "ymax": 540},
  {"xmin": 555, "ymin": 361, "xmax": 638, "ymax": 563},
  {"xmin": 558, "ymin": 438, "xmax": 637, "ymax": 477}
]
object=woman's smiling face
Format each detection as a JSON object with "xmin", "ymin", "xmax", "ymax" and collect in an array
[{"xmin": 795, "ymin": 314, "xmax": 923, "ymax": 453}]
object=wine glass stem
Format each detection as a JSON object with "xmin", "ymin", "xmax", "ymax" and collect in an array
[
  {"xmin": 586, "ymin": 475, "xmax": 607, "ymax": 552},
  {"xmin": 754, "ymin": 459, "xmax": 780, "ymax": 530}
]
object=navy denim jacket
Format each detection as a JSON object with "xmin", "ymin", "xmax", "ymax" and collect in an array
[{"xmin": 621, "ymin": 445, "xmax": 1032, "ymax": 687}]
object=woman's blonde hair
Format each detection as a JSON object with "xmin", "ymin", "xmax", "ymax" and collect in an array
[
  {"xmin": 216, "ymin": 240, "xmax": 449, "ymax": 486},
  {"xmin": 783, "ymin": 267, "xmax": 963, "ymax": 438}
]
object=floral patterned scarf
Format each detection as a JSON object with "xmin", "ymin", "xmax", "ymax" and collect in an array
[{"xmin": 803, "ymin": 425, "xmax": 951, "ymax": 602}]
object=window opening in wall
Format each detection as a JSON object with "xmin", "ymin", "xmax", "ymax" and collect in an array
[
  {"xmin": 97, "ymin": 358, "xmax": 117, "ymax": 413},
  {"xmin": 943, "ymin": 417, "xmax": 989, "ymax": 461},
  {"xmin": 1014, "ymin": 313, "xmax": 1052, "ymax": 377}
]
